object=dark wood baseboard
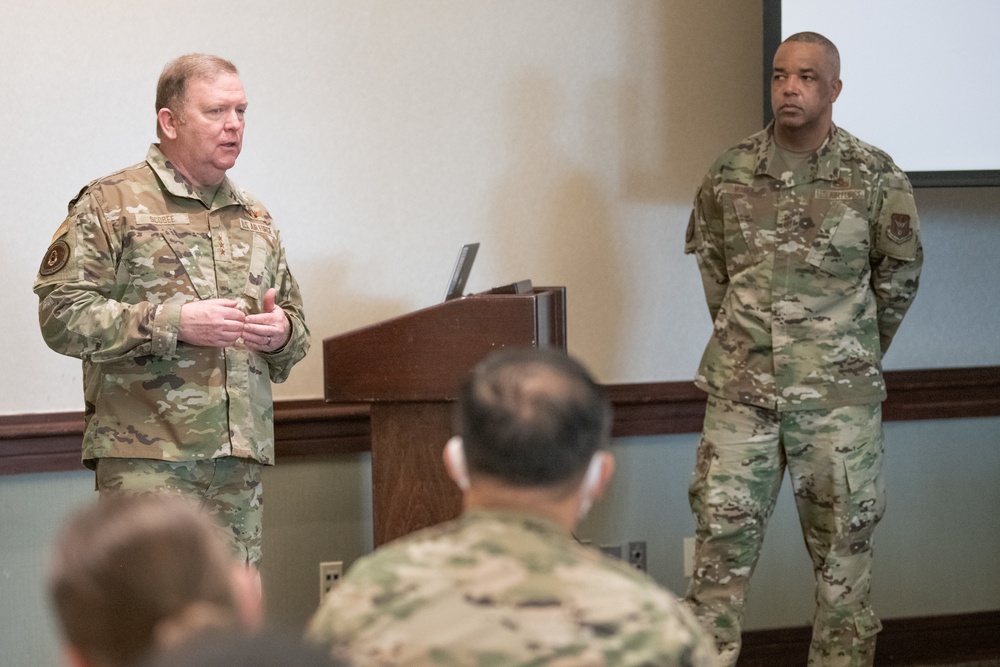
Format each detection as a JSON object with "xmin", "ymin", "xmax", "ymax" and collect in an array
[
  {"xmin": 738, "ymin": 610, "xmax": 1000, "ymax": 666},
  {"xmin": 2, "ymin": 366, "xmax": 998, "ymax": 476}
]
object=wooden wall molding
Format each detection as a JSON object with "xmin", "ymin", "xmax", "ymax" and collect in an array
[{"xmin": 2, "ymin": 366, "xmax": 998, "ymax": 476}]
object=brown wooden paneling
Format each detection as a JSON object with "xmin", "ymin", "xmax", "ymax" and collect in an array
[
  {"xmin": 0, "ymin": 402, "xmax": 371, "ymax": 476},
  {"xmin": 604, "ymin": 381, "xmax": 709, "ymax": 437},
  {"xmin": 2, "ymin": 366, "xmax": 998, "ymax": 476},
  {"xmin": 0, "ymin": 411, "xmax": 90, "ymax": 476},
  {"xmin": 271, "ymin": 400, "xmax": 371, "ymax": 459},
  {"xmin": 323, "ymin": 288, "xmax": 566, "ymax": 403},
  {"xmin": 881, "ymin": 365, "xmax": 1000, "ymax": 422},
  {"xmin": 369, "ymin": 402, "xmax": 461, "ymax": 546}
]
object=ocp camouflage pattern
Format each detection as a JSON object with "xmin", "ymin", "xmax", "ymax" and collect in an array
[
  {"xmin": 306, "ymin": 509, "xmax": 719, "ymax": 666},
  {"xmin": 684, "ymin": 124, "xmax": 922, "ymax": 412},
  {"xmin": 687, "ymin": 398, "xmax": 885, "ymax": 666},
  {"xmin": 34, "ymin": 144, "xmax": 310, "ymax": 468}
]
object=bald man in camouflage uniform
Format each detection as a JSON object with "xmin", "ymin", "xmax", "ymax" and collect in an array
[
  {"xmin": 34, "ymin": 54, "xmax": 309, "ymax": 566},
  {"xmin": 683, "ymin": 33, "xmax": 922, "ymax": 666},
  {"xmin": 307, "ymin": 348, "xmax": 717, "ymax": 667}
]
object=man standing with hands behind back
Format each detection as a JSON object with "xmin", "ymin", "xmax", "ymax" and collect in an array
[
  {"xmin": 34, "ymin": 53, "xmax": 310, "ymax": 568},
  {"xmin": 683, "ymin": 32, "xmax": 922, "ymax": 666}
]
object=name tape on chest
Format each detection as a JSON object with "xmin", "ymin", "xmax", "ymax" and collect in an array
[
  {"xmin": 814, "ymin": 189, "xmax": 865, "ymax": 201},
  {"xmin": 135, "ymin": 213, "xmax": 190, "ymax": 225}
]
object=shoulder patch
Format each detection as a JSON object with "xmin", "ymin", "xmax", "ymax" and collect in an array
[
  {"xmin": 39, "ymin": 240, "xmax": 71, "ymax": 276},
  {"xmin": 887, "ymin": 213, "xmax": 913, "ymax": 244}
]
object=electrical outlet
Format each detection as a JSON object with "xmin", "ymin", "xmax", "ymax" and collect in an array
[
  {"xmin": 627, "ymin": 541, "xmax": 647, "ymax": 572},
  {"xmin": 319, "ymin": 561, "xmax": 343, "ymax": 602},
  {"xmin": 683, "ymin": 537, "xmax": 696, "ymax": 578}
]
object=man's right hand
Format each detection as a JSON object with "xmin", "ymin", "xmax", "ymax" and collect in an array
[{"xmin": 178, "ymin": 299, "xmax": 246, "ymax": 347}]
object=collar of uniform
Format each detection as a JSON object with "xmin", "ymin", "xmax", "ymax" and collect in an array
[
  {"xmin": 753, "ymin": 122, "xmax": 779, "ymax": 178},
  {"xmin": 145, "ymin": 144, "xmax": 252, "ymax": 212},
  {"xmin": 755, "ymin": 123, "xmax": 843, "ymax": 184},
  {"xmin": 812, "ymin": 124, "xmax": 844, "ymax": 182},
  {"xmin": 460, "ymin": 507, "xmax": 567, "ymax": 537}
]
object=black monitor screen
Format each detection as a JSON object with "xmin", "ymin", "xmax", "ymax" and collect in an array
[{"xmin": 444, "ymin": 243, "xmax": 479, "ymax": 301}]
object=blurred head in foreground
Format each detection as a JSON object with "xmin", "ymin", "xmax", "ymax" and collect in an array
[{"xmin": 48, "ymin": 494, "xmax": 263, "ymax": 667}]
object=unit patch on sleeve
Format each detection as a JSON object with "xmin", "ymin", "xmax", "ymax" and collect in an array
[
  {"xmin": 39, "ymin": 239, "xmax": 71, "ymax": 276},
  {"xmin": 887, "ymin": 213, "xmax": 913, "ymax": 243}
]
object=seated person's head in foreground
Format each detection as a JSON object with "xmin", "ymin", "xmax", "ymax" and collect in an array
[
  {"xmin": 48, "ymin": 494, "xmax": 262, "ymax": 667},
  {"xmin": 445, "ymin": 346, "xmax": 614, "ymax": 527},
  {"xmin": 305, "ymin": 349, "xmax": 718, "ymax": 665}
]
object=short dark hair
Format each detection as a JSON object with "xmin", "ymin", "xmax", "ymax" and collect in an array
[
  {"xmin": 453, "ymin": 347, "xmax": 611, "ymax": 488},
  {"xmin": 155, "ymin": 53, "xmax": 239, "ymax": 138},
  {"xmin": 783, "ymin": 31, "xmax": 840, "ymax": 78},
  {"xmin": 48, "ymin": 495, "xmax": 243, "ymax": 667}
]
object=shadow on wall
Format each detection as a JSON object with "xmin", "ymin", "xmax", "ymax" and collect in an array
[
  {"xmin": 618, "ymin": 0, "xmax": 763, "ymax": 204},
  {"xmin": 288, "ymin": 255, "xmax": 415, "ymax": 395},
  {"xmin": 487, "ymin": 69, "xmax": 623, "ymax": 380}
]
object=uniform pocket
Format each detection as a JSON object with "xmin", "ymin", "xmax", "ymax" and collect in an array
[
  {"xmin": 806, "ymin": 202, "xmax": 871, "ymax": 281},
  {"xmin": 154, "ymin": 228, "xmax": 217, "ymax": 300},
  {"xmin": 722, "ymin": 195, "xmax": 763, "ymax": 272},
  {"xmin": 243, "ymin": 233, "xmax": 277, "ymax": 303},
  {"xmin": 843, "ymin": 434, "xmax": 886, "ymax": 548}
]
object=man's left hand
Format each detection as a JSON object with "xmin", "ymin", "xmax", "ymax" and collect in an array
[{"xmin": 243, "ymin": 288, "xmax": 290, "ymax": 352}]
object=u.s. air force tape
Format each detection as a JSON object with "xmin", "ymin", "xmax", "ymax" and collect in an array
[{"xmin": 39, "ymin": 239, "xmax": 71, "ymax": 276}]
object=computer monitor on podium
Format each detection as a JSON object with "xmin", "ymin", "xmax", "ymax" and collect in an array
[{"xmin": 444, "ymin": 242, "xmax": 479, "ymax": 301}]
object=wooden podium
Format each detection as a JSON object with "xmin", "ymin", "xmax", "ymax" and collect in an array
[{"xmin": 323, "ymin": 287, "xmax": 566, "ymax": 546}]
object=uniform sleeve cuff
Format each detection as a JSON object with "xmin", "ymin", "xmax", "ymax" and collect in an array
[{"xmin": 152, "ymin": 302, "xmax": 182, "ymax": 357}]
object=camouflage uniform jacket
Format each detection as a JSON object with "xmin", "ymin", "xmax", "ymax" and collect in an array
[
  {"xmin": 306, "ymin": 509, "xmax": 718, "ymax": 667},
  {"xmin": 34, "ymin": 145, "xmax": 310, "ymax": 467},
  {"xmin": 684, "ymin": 124, "xmax": 922, "ymax": 411}
]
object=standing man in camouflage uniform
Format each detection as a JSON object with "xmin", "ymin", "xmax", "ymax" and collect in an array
[
  {"xmin": 34, "ymin": 53, "xmax": 310, "ymax": 567},
  {"xmin": 306, "ymin": 348, "xmax": 717, "ymax": 667},
  {"xmin": 683, "ymin": 32, "xmax": 922, "ymax": 666}
]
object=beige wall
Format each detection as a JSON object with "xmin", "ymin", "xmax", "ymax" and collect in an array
[
  {"xmin": 4, "ymin": 0, "xmax": 764, "ymax": 411},
  {"xmin": 2, "ymin": 1, "xmax": 999, "ymax": 665}
]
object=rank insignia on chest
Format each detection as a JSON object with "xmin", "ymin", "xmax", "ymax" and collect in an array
[
  {"xmin": 888, "ymin": 213, "xmax": 913, "ymax": 243},
  {"xmin": 833, "ymin": 167, "xmax": 853, "ymax": 189}
]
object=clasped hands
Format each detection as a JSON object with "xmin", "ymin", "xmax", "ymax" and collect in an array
[{"xmin": 178, "ymin": 288, "xmax": 289, "ymax": 352}]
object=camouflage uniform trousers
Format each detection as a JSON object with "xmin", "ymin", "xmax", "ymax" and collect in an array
[
  {"xmin": 686, "ymin": 396, "xmax": 885, "ymax": 667},
  {"xmin": 96, "ymin": 457, "xmax": 264, "ymax": 567}
]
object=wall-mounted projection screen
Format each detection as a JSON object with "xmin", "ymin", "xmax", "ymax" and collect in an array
[{"xmin": 763, "ymin": 1, "xmax": 1000, "ymax": 187}]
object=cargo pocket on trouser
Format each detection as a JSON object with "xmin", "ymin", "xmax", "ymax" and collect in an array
[
  {"xmin": 809, "ymin": 604, "xmax": 882, "ymax": 667},
  {"xmin": 810, "ymin": 427, "xmax": 886, "ymax": 666}
]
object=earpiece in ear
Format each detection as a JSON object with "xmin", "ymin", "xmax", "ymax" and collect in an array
[
  {"xmin": 577, "ymin": 452, "xmax": 605, "ymax": 520},
  {"xmin": 444, "ymin": 436, "xmax": 470, "ymax": 491}
]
